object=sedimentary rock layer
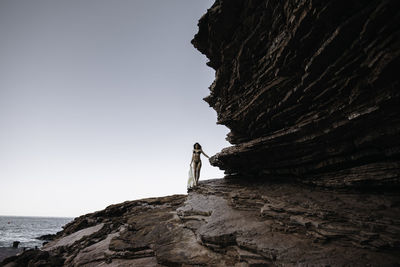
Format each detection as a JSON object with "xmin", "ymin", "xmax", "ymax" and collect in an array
[
  {"xmin": 192, "ymin": 0, "xmax": 400, "ymax": 186},
  {"xmin": 2, "ymin": 179, "xmax": 399, "ymax": 266}
]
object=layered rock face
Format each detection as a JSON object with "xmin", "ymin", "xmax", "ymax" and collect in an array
[
  {"xmin": 2, "ymin": 179, "xmax": 399, "ymax": 266},
  {"xmin": 192, "ymin": 0, "xmax": 400, "ymax": 186},
  {"xmin": 2, "ymin": 1, "xmax": 400, "ymax": 266}
]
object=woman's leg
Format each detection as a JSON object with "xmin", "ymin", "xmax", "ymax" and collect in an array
[
  {"xmin": 192, "ymin": 162, "xmax": 197, "ymax": 186},
  {"xmin": 195, "ymin": 161, "xmax": 202, "ymax": 185}
]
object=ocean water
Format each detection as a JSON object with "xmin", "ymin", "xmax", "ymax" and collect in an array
[{"xmin": 0, "ymin": 216, "xmax": 73, "ymax": 248}]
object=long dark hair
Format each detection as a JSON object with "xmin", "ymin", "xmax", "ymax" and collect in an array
[{"xmin": 193, "ymin": 143, "xmax": 201, "ymax": 149}]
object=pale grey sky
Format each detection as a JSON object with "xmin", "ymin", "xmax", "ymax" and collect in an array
[{"xmin": 0, "ymin": 0, "xmax": 229, "ymax": 217}]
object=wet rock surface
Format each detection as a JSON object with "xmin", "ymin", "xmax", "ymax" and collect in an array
[
  {"xmin": 2, "ymin": 179, "xmax": 399, "ymax": 266},
  {"xmin": 192, "ymin": 0, "xmax": 400, "ymax": 186}
]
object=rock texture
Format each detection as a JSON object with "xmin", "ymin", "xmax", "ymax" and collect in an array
[
  {"xmin": 192, "ymin": 0, "xmax": 400, "ymax": 186},
  {"xmin": 0, "ymin": 248, "xmax": 23, "ymax": 263},
  {"xmin": 2, "ymin": 1, "xmax": 400, "ymax": 266},
  {"xmin": 1, "ymin": 179, "xmax": 399, "ymax": 266}
]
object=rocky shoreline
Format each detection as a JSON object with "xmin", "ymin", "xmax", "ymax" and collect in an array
[
  {"xmin": 2, "ymin": 0, "xmax": 399, "ymax": 265},
  {"xmin": 0, "ymin": 234, "xmax": 58, "ymax": 263},
  {"xmin": 0, "ymin": 248, "xmax": 24, "ymax": 263},
  {"xmin": 1, "ymin": 179, "xmax": 399, "ymax": 266}
]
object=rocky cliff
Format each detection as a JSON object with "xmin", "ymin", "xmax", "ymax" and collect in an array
[
  {"xmin": 2, "ymin": 179, "xmax": 399, "ymax": 266},
  {"xmin": 192, "ymin": 0, "xmax": 400, "ymax": 187},
  {"xmin": 2, "ymin": 0, "xmax": 400, "ymax": 266}
]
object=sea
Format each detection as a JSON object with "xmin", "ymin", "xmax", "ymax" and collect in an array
[{"xmin": 0, "ymin": 216, "xmax": 73, "ymax": 248}]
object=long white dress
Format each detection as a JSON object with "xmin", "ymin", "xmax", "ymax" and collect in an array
[{"xmin": 187, "ymin": 165, "xmax": 195, "ymax": 189}]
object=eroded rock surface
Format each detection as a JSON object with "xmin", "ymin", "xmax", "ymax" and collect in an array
[
  {"xmin": 192, "ymin": 0, "xmax": 400, "ymax": 187},
  {"xmin": 2, "ymin": 1, "xmax": 400, "ymax": 266},
  {"xmin": 2, "ymin": 179, "xmax": 399, "ymax": 266}
]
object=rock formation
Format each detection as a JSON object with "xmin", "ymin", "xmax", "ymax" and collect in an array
[
  {"xmin": 0, "ymin": 248, "xmax": 23, "ymax": 263},
  {"xmin": 2, "ymin": 0, "xmax": 400, "ymax": 266},
  {"xmin": 192, "ymin": 0, "xmax": 400, "ymax": 187},
  {"xmin": 1, "ymin": 179, "xmax": 399, "ymax": 266}
]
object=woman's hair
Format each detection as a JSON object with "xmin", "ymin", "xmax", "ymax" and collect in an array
[{"xmin": 194, "ymin": 143, "xmax": 201, "ymax": 149}]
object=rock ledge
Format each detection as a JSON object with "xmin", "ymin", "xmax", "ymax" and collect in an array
[{"xmin": 2, "ymin": 179, "xmax": 399, "ymax": 266}]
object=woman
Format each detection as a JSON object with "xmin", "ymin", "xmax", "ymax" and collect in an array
[{"xmin": 190, "ymin": 143, "xmax": 210, "ymax": 186}]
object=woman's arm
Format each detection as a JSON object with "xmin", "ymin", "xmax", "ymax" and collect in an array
[
  {"xmin": 201, "ymin": 150, "xmax": 210, "ymax": 159},
  {"xmin": 190, "ymin": 152, "xmax": 194, "ymax": 165}
]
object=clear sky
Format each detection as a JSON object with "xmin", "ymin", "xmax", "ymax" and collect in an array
[{"xmin": 0, "ymin": 0, "xmax": 229, "ymax": 217}]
